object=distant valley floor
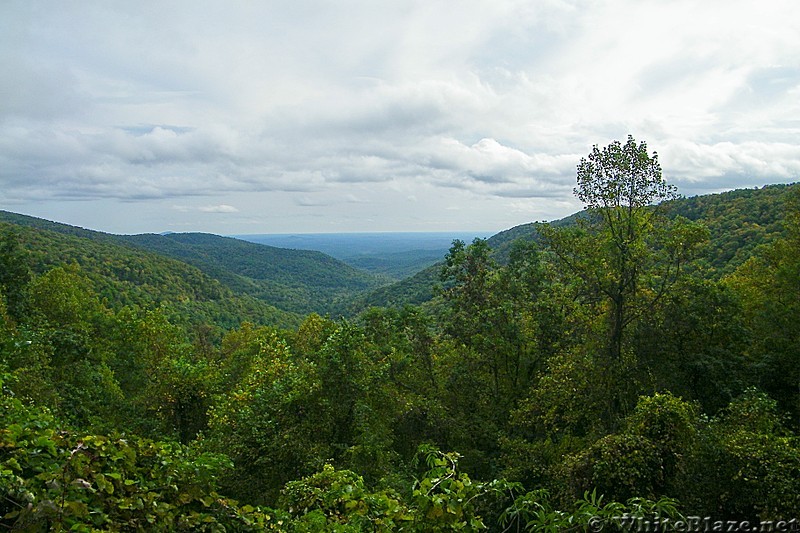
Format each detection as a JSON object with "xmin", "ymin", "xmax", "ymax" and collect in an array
[{"xmin": 234, "ymin": 231, "xmax": 494, "ymax": 279}]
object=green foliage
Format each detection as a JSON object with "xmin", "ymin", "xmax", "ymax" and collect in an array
[
  {"xmin": 356, "ymin": 306, "xmax": 450, "ymax": 465},
  {"xmin": 0, "ymin": 384, "xmax": 275, "ymax": 531},
  {"xmin": 575, "ymin": 135, "xmax": 677, "ymax": 210},
  {"xmin": 363, "ymin": 184, "xmax": 799, "ymax": 314},
  {"xmin": 687, "ymin": 389, "xmax": 800, "ymax": 520},
  {"xmin": 122, "ymin": 231, "xmax": 388, "ymax": 317},
  {"xmin": 28, "ymin": 265, "xmax": 106, "ymax": 329},
  {"xmin": 562, "ymin": 393, "xmax": 698, "ymax": 503},
  {"xmin": 500, "ymin": 487, "xmax": 682, "ymax": 533},
  {"xmin": 407, "ymin": 446, "xmax": 508, "ymax": 531},
  {"xmin": 537, "ymin": 138, "xmax": 708, "ymax": 433},
  {"xmin": 0, "ymin": 310, "xmax": 61, "ymax": 410},
  {"xmin": 0, "ymin": 228, "xmax": 32, "ymax": 322},
  {"xmin": 280, "ymin": 464, "xmax": 410, "ymax": 532},
  {"xmin": 436, "ymin": 238, "xmax": 570, "ymax": 476},
  {"xmin": 626, "ymin": 393, "xmax": 698, "ymax": 460},
  {"xmin": 724, "ymin": 188, "xmax": 800, "ymax": 421},
  {"xmin": 510, "ymin": 349, "xmax": 598, "ymax": 441},
  {"xmin": 666, "ymin": 183, "xmax": 795, "ymax": 277},
  {"xmin": 349, "ymin": 264, "xmax": 441, "ymax": 313},
  {"xmin": 13, "ymin": 266, "xmax": 128, "ymax": 430},
  {"xmin": 292, "ymin": 313, "xmax": 338, "ymax": 356},
  {"xmin": 4, "ymin": 172, "xmax": 800, "ymax": 528},
  {"xmin": 275, "ymin": 447, "xmax": 512, "ymax": 532},
  {"xmin": 345, "ymin": 248, "xmax": 445, "ymax": 280},
  {"xmin": 205, "ymin": 328, "xmax": 327, "ymax": 503},
  {"xmin": 633, "ymin": 278, "xmax": 750, "ymax": 414},
  {"xmin": 0, "ymin": 218, "xmax": 300, "ymax": 332}
]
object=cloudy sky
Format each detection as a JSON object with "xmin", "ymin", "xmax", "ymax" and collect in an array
[{"xmin": 2, "ymin": 1, "xmax": 799, "ymax": 235}]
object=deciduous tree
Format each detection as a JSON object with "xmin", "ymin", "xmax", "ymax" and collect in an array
[{"xmin": 539, "ymin": 136, "xmax": 707, "ymax": 423}]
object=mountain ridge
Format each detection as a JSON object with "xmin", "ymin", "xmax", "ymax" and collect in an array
[
  {"xmin": 351, "ymin": 183, "xmax": 799, "ymax": 311},
  {"xmin": 2, "ymin": 182, "xmax": 796, "ymax": 318},
  {"xmin": 0, "ymin": 210, "xmax": 389, "ymax": 319}
]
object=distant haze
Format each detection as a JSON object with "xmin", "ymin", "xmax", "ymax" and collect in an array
[
  {"xmin": 236, "ymin": 231, "xmax": 494, "ymax": 279},
  {"xmin": 2, "ymin": 1, "xmax": 799, "ymax": 234},
  {"xmin": 236, "ymin": 232, "xmax": 495, "ymax": 257}
]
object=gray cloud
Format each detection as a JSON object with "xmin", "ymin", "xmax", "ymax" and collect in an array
[{"xmin": 1, "ymin": 0, "xmax": 799, "ymax": 234}]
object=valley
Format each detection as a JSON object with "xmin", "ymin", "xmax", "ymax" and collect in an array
[
  {"xmin": 1, "ymin": 180, "xmax": 799, "ymax": 530},
  {"xmin": 235, "ymin": 231, "xmax": 495, "ymax": 279}
]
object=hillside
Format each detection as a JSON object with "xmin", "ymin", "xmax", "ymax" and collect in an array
[
  {"xmin": 0, "ymin": 213, "xmax": 299, "ymax": 330},
  {"xmin": 0, "ymin": 211, "xmax": 391, "ymax": 318},
  {"xmin": 664, "ymin": 184, "xmax": 792, "ymax": 276},
  {"xmin": 2, "ymin": 183, "xmax": 795, "ymax": 320},
  {"xmin": 238, "ymin": 232, "xmax": 493, "ymax": 279},
  {"xmin": 354, "ymin": 183, "xmax": 799, "ymax": 311},
  {"xmin": 347, "ymin": 263, "xmax": 441, "ymax": 312},
  {"xmin": 120, "ymin": 232, "xmax": 389, "ymax": 316},
  {"xmin": 487, "ymin": 184, "xmax": 795, "ymax": 275},
  {"xmin": 3, "ymin": 182, "xmax": 800, "ymax": 529},
  {"xmin": 342, "ymin": 248, "xmax": 445, "ymax": 279}
]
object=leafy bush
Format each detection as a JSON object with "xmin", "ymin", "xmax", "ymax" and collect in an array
[{"xmin": 0, "ymin": 377, "xmax": 275, "ymax": 531}]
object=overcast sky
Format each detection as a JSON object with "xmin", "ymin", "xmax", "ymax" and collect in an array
[{"xmin": 2, "ymin": 1, "xmax": 799, "ymax": 235}]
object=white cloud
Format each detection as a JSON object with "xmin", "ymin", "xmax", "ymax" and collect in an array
[
  {"xmin": 661, "ymin": 140, "xmax": 800, "ymax": 185},
  {"xmin": 1, "ymin": 0, "xmax": 799, "ymax": 233},
  {"xmin": 199, "ymin": 204, "xmax": 239, "ymax": 213}
]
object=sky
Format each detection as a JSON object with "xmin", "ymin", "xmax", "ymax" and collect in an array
[{"xmin": 2, "ymin": 1, "xmax": 799, "ymax": 235}]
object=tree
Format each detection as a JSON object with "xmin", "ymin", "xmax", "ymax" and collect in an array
[
  {"xmin": 558, "ymin": 392, "xmax": 698, "ymax": 506},
  {"xmin": 571, "ymin": 135, "xmax": 682, "ymax": 361},
  {"xmin": 205, "ymin": 329, "xmax": 325, "ymax": 503},
  {"xmin": 358, "ymin": 306, "xmax": 449, "ymax": 461},
  {"xmin": 632, "ymin": 278, "xmax": 750, "ymax": 414},
  {"xmin": 575, "ymin": 135, "xmax": 676, "ymax": 212},
  {"xmin": 0, "ymin": 381, "xmax": 275, "ymax": 531},
  {"xmin": 0, "ymin": 228, "xmax": 31, "ymax": 322},
  {"xmin": 439, "ymin": 238, "xmax": 553, "ymax": 406},
  {"xmin": 109, "ymin": 305, "xmax": 208, "ymax": 439},
  {"xmin": 539, "ymin": 136, "xmax": 707, "ymax": 423},
  {"xmin": 686, "ymin": 389, "xmax": 800, "ymax": 520},
  {"xmin": 726, "ymin": 186, "xmax": 800, "ymax": 423},
  {"xmin": 24, "ymin": 266, "xmax": 126, "ymax": 430}
]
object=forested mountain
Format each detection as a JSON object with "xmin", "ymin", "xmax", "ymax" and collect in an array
[
  {"xmin": 0, "ymin": 211, "xmax": 389, "ymax": 319},
  {"xmin": 488, "ymin": 183, "xmax": 793, "ymax": 273},
  {"xmin": 664, "ymin": 184, "xmax": 792, "ymax": 276},
  {"xmin": 120, "ymin": 232, "xmax": 389, "ymax": 316},
  {"xmin": 347, "ymin": 262, "xmax": 441, "ymax": 311},
  {"xmin": 0, "ymin": 213, "xmax": 298, "ymax": 331},
  {"xmin": 356, "ymin": 183, "xmax": 798, "ymax": 312},
  {"xmin": 340, "ymin": 248, "xmax": 447, "ymax": 279},
  {"xmin": 237, "ymin": 232, "xmax": 492, "ymax": 279},
  {"xmin": 2, "ymin": 142, "xmax": 800, "ymax": 531}
]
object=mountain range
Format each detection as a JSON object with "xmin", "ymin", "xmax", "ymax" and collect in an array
[{"xmin": 1, "ymin": 183, "xmax": 796, "ymax": 329}]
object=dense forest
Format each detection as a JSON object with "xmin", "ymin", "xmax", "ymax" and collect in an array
[{"xmin": 2, "ymin": 137, "xmax": 800, "ymax": 531}]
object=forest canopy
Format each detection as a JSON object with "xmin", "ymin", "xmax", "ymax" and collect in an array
[{"xmin": 2, "ymin": 137, "xmax": 800, "ymax": 531}]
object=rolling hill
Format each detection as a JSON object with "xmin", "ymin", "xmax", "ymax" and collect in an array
[
  {"xmin": 352, "ymin": 183, "xmax": 799, "ymax": 312},
  {"xmin": 0, "ymin": 211, "xmax": 389, "ymax": 324},
  {"xmin": 0, "ymin": 212, "xmax": 299, "ymax": 330},
  {"xmin": 237, "ymin": 232, "xmax": 494, "ymax": 279},
  {"xmin": 120, "ymin": 232, "xmax": 390, "ymax": 316},
  {"xmin": 2, "ymin": 183, "xmax": 795, "ymax": 321}
]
